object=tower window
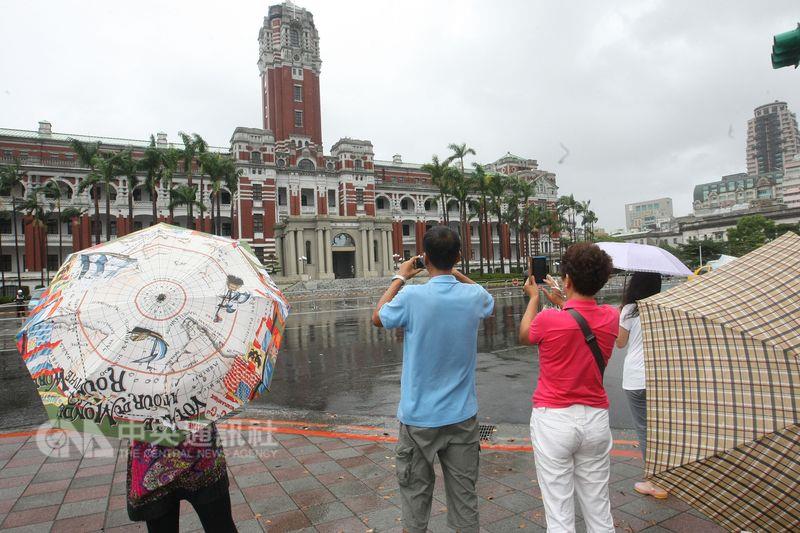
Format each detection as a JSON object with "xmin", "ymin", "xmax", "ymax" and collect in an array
[
  {"xmin": 356, "ymin": 189, "xmax": 364, "ymax": 205},
  {"xmin": 294, "ymin": 111, "xmax": 303, "ymax": 128},
  {"xmin": 328, "ymin": 190, "xmax": 336, "ymax": 208},
  {"xmin": 252, "ymin": 183, "xmax": 262, "ymax": 202},
  {"xmin": 293, "ymin": 85, "xmax": 302, "ymax": 102},
  {"xmin": 253, "ymin": 214, "xmax": 263, "ymax": 233},
  {"xmin": 290, "ymin": 27, "xmax": 300, "ymax": 47}
]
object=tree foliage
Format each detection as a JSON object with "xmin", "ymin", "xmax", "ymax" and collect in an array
[{"xmin": 726, "ymin": 215, "xmax": 775, "ymax": 256}]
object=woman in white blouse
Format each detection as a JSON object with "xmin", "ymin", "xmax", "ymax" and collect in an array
[{"xmin": 615, "ymin": 271, "xmax": 668, "ymax": 499}]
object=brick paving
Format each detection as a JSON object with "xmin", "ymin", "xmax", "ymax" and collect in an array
[{"xmin": 0, "ymin": 416, "xmax": 725, "ymax": 533}]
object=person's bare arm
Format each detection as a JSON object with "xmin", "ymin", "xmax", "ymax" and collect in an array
[
  {"xmin": 616, "ymin": 326, "xmax": 630, "ymax": 348},
  {"xmin": 372, "ymin": 256, "xmax": 423, "ymax": 327},
  {"xmin": 518, "ymin": 276, "xmax": 540, "ymax": 345}
]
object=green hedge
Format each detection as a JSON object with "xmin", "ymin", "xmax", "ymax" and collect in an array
[{"xmin": 467, "ymin": 272, "xmax": 524, "ymax": 282}]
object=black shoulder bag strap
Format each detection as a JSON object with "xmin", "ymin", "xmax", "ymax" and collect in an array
[{"xmin": 566, "ymin": 308, "xmax": 606, "ymax": 378}]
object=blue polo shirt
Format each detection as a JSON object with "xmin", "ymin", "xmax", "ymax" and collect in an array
[{"xmin": 379, "ymin": 275, "xmax": 494, "ymax": 427}]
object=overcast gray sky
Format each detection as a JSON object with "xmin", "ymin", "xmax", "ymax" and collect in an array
[{"xmin": 1, "ymin": 1, "xmax": 798, "ymax": 230}]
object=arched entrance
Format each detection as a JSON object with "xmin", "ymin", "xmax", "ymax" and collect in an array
[{"xmin": 331, "ymin": 232, "xmax": 356, "ymax": 278}]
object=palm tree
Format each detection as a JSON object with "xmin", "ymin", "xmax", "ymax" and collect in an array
[
  {"xmin": 444, "ymin": 143, "xmax": 476, "ymax": 185},
  {"xmin": 78, "ymin": 153, "xmax": 120, "ymax": 243},
  {"xmin": 139, "ymin": 136, "xmax": 162, "ymax": 226},
  {"xmin": 472, "ymin": 163, "xmax": 492, "ymax": 274},
  {"xmin": 77, "ymin": 163, "xmax": 103, "ymax": 244},
  {"xmin": 445, "ymin": 143, "xmax": 477, "ymax": 271},
  {"xmin": 39, "ymin": 180, "xmax": 64, "ymax": 265},
  {"xmin": 200, "ymin": 153, "xmax": 225, "ymax": 235},
  {"xmin": 486, "ymin": 172, "xmax": 508, "ymax": 274},
  {"xmin": 421, "ymin": 155, "xmax": 453, "ymax": 224},
  {"xmin": 445, "ymin": 166, "xmax": 472, "ymax": 271},
  {"xmin": 0, "ymin": 160, "xmax": 26, "ymax": 288},
  {"xmin": 179, "ymin": 132, "xmax": 207, "ymax": 230},
  {"xmin": 161, "ymin": 147, "xmax": 181, "ymax": 224},
  {"xmin": 0, "ymin": 208, "xmax": 8, "ymax": 290},
  {"xmin": 169, "ymin": 185, "xmax": 201, "ymax": 229},
  {"xmin": 557, "ymin": 194, "xmax": 581, "ymax": 244},
  {"xmin": 61, "ymin": 206, "xmax": 86, "ymax": 249},
  {"xmin": 69, "ymin": 139, "xmax": 101, "ymax": 244},
  {"xmin": 523, "ymin": 203, "xmax": 547, "ymax": 256},
  {"xmin": 223, "ymin": 162, "xmax": 242, "ymax": 238},
  {"xmin": 116, "ymin": 149, "xmax": 139, "ymax": 235},
  {"xmin": 21, "ymin": 192, "xmax": 48, "ymax": 286},
  {"xmin": 509, "ymin": 177, "xmax": 535, "ymax": 270},
  {"xmin": 578, "ymin": 200, "xmax": 596, "ymax": 241}
]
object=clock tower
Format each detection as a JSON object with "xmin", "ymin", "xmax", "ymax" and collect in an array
[{"xmin": 258, "ymin": 1, "xmax": 323, "ymax": 146}]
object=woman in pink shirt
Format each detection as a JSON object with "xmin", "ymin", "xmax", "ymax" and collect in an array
[{"xmin": 519, "ymin": 243, "xmax": 617, "ymax": 533}]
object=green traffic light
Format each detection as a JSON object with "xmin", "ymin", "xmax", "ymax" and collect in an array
[{"xmin": 772, "ymin": 24, "xmax": 800, "ymax": 69}]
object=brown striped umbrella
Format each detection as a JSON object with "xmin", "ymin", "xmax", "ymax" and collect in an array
[{"xmin": 639, "ymin": 231, "xmax": 800, "ymax": 532}]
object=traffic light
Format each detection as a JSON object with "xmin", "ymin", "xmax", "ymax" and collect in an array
[{"xmin": 772, "ymin": 23, "xmax": 800, "ymax": 69}]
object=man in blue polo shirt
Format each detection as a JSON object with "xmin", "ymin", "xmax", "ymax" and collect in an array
[{"xmin": 372, "ymin": 225, "xmax": 494, "ymax": 533}]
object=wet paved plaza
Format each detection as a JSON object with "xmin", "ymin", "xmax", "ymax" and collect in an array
[
  {"xmin": 249, "ymin": 289, "xmax": 635, "ymax": 430},
  {"xmin": 0, "ymin": 289, "xmax": 636, "ymax": 431}
]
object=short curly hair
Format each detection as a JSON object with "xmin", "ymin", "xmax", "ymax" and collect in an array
[{"xmin": 560, "ymin": 242, "xmax": 614, "ymax": 296}]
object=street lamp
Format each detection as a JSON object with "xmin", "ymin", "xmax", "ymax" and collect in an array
[{"xmin": 392, "ymin": 253, "xmax": 401, "ymax": 270}]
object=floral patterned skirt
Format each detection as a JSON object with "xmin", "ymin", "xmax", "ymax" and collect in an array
[{"xmin": 126, "ymin": 424, "xmax": 229, "ymax": 522}]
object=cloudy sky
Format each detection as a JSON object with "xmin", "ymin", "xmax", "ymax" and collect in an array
[{"xmin": 1, "ymin": 1, "xmax": 798, "ymax": 230}]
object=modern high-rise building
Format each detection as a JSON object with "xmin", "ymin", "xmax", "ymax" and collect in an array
[
  {"xmin": 746, "ymin": 101, "xmax": 800, "ymax": 175},
  {"xmin": 0, "ymin": 1, "xmax": 560, "ymax": 289}
]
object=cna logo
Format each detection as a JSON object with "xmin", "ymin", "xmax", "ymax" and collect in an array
[{"xmin": 33, "ymin": 423, "xmax": 115, "ymax": 459}]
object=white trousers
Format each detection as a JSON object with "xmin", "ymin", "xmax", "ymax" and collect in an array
[{"xmin": 530, "ymin": 405, "xmax": 614, "ymax": 533}]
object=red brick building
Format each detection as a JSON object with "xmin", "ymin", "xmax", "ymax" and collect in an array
[{"xmin": 0, "ymin": 1, "xmax": 558, "ymax": 289}]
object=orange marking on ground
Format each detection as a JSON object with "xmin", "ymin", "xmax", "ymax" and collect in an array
[
  {"xmin": 0, "ymin": 421, "xmax": 640, "ymax": 457},
  {"xmin": 0, "ymin": 430, "xmax": 37, "ymax": 439},
  {"xmin": 231, "ymin": 417, "xmax": 384, "ymax": 432},
  {"xmin": 217, "ymin": 423, "xmax": 639, "ymax": 457},
  {"xmin": 0, "ymin": 428, "xmax": 66, "ymax": 439},
  {"xmin": 218, "ymin": 423, "xmax": 396, "ymax": 443}
]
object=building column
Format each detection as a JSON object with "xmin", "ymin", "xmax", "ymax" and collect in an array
[
  {"xmin": 360, "ymin": 229, "xmax": 368, "ymax": 277},
  {"xmin": 316, "ymin": 228, "xmax": 325, "ymax": 276},
  {"xmin": 367, "ymin": 228, "xmax": 375, "ymax": 273},
  {"xmin": 284, "ymin": 230, "xmax": 297, "ymax": 276},
  {"xmin": 277, "ymin": 236, "xmax": 284, "ymax": 274},
  {"xmin": 379, "ymin": 230, "xmax": 388, "ymax": 275},
  {"xmin": 324, "ymin": 228, "xmax": 333, "ymax": 275},
  {"xmin": 295, "ymin": 229, "xmax": 305, "ymax": 277},
  {"xmin": 386, "ymin": 230, "xmax": 394, "ymax": 273}
]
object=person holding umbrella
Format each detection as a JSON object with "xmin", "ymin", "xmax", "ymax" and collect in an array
[
  {"xmin": 127, "ymin": 425, "xmax": 237, "ymax": 532},
  {"xmin": 615, "ymin": 272, "xmax": 668, "ymax": 499},
  {"xmin": 16, "ymin": 224, "xmax": 291, "ymax": 533},
  {"xmin": 518, "ymin": 242, "xmax": 617, "ymax": 533}
]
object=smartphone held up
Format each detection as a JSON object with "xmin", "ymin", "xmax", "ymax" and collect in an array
[{"xmin": 525, "ymin": 256, "xmax": 548, "ymax": 284}]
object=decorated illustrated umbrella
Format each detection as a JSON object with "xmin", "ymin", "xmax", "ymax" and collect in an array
[
  {"xmin": 639, "ymin": 232, "xmax": 800, "ymax": 532},
  {"xmin": 17, "ymin": 223, "xmax": 290, "ymax": 444},
  {"xmin": 596, "ymin": 241, "xmax": 692, "ymax": 276}
]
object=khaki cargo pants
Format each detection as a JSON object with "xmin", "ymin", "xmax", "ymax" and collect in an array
[{"xmin": 395, "ymin": 415, "xmax": 480, "ymax": 533}]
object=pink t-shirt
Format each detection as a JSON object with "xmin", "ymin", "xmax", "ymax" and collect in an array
[{"xmin": 529, "ymin": 299, "xmax": 619, "ymax": 409}]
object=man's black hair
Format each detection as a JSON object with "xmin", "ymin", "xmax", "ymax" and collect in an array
[{"xmin": 423, "ymin": 226, "xmax": 460, "ymax": 270}]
